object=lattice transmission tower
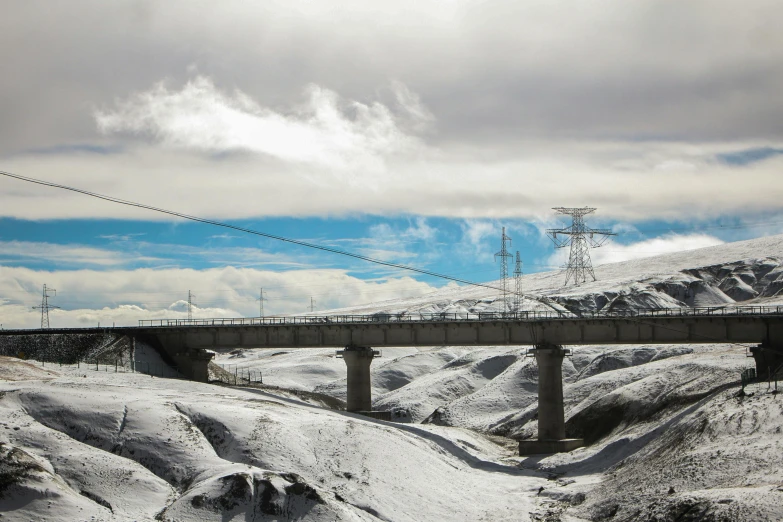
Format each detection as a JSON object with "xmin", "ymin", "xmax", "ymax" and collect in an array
[
  {"xmin": 547, "ymin": 207, "xmax": 616, "ymax": 286},
  {"xmin": 494, "ymin": 227, "xmax": 513, "ymax": 312},
  {"xmin": 187, "ymin": 290, "xmax": 196, "ymax": 321},
  {"xmin": 257, "ymin": 288, "xmax": 266, "ymax": 317},
  {"xmin": 32, "ymin": 284, "xmax": 59, "ymax": 329},
  {"xmin": 513, "ymin": 251, "xmax": 523, "ymax": 312}
]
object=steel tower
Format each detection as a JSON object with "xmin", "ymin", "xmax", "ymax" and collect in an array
[
  {"xmin": 547, "ymin": 207, "xmax": 616, "ymax": 286},
  {"xmin": 32, "ymin": 284, "xmax": 59, "ymax": 329},
  {"xmin": 495, "ymin": 227, "xmax": 513, "ymax": 311}
]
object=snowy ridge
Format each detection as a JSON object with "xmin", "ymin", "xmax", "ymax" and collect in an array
[{"xmin": 321, "ymin": 233, "xmax": 783, "ymax": 316}]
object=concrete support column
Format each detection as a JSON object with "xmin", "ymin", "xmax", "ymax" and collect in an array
[
  {"xmin": 130, "ymin": 337, "xmax": 136, "ymax": 373},
  {"xmin": 750, "ymin": 343, "xmax": 783, "ymax": 381},
  {"xmin": 535, "ymin": 344, "xmax": 567, "ymax": 440},
  {"xmin": 189, "ymin": 350, "xmax": 214, "ymax": 383},
  {"xmin": 519, "ymin": 342, "xmax": 584, "ymax": 455},
  {"xmin": 337, "ymin": 345, "xmax": 379, "ymax": 412}
]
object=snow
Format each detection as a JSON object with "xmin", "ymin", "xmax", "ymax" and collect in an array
[
  {"xmin": 3, "ymin": 234, "xmax": 783, "ymax": 520},
  {"xmin": 0, "ymin": 365, "xmax": 546, "ymax": 521}
]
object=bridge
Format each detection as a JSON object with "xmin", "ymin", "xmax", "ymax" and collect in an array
[{"xmin": 3, "ymin": 305, "xmax": 783, "ymax": 455}]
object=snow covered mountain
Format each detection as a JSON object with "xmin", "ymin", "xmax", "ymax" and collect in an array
[{"xmin": 2, "ymin": 234, "xmax": 783, "ymax": 521}]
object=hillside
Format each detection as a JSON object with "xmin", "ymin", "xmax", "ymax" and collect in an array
[{"xmin": 3, "ymin": 234, "xmax": 783, "ymax": 521}]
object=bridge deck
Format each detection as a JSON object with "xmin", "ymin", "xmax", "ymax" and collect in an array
[{"xmin": 2, "ymin": 306, "xmax": 782, "ymax": 349}]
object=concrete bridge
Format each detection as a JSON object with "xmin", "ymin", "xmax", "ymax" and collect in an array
[{"xmin": 3, "ymin": 306, "xmax": 783, "ymax": 455}]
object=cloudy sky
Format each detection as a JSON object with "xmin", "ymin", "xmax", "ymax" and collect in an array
[{"xmin": 2, "ymin": 0, "xmax": 782, "ymax": 327}]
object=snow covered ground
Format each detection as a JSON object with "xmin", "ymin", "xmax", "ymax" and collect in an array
[
  {"xmin": 3, "ymin": 234, "xmax": 783, "ymax": 520},
  {"xmin": 0, "ymin": 359, "xmax": 547, "ymax": 521}
]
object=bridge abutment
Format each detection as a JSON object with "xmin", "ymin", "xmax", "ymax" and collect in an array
[
  {"xmin": 136, "ymin": 333, "xmax": 214, "ymax": 382},
  {"xmin": 337, "ymin": 345, "xmax": 380, "ymax": 413},
  {"xmin": 519, "ymin": 343, "xmax": 584, "ymax": 456},
  {"xmin": 172, "ymin": 349, "xmax": 213, "ymax": 383}
]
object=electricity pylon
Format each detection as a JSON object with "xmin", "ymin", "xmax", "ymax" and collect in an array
[
  {"xmin": 257, "ymin": 288, "xmax": 266, "ymax": 317},
  {"xmin": 547, "ymin": 207, "xmax": 616, "ymax": 286},
  {"xmin": 494, "ymin": 227, "xmax": 513, "ymax": 312},
  {"xmin": 32, "ymin": 284, "xmax": 59, "ymax": 329},
  {"xmin": 187, "ymin": 290, "xmax": 196, "ymax": 321},
  {"xmin": 309, "ymin": 297, "xmax": 316, "ymax": 313},
  {"xmin": 513, "ymin": 251, "xmax": 523, "ymax": 312}
]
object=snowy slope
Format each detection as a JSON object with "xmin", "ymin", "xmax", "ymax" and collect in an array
[
  {"xmin": 4, "ymin": 234, "xmax": 783, "ymax": 521},
  {"xmin": 202, "ymin": 234, "xmax": 783, "ymax": 521},
  {"xmin": 320, "ymin": 233, "xmax": 783, "ymax": 316},
  {"xmin": 214, "ymin": 234, "xmax": 783, "ymax": 418},
  {"xmin": 0, "ymin": 360, "xmax": 547, "ymax": 521}
]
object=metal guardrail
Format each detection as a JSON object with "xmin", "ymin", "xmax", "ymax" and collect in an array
[{"xmin": 137, "ymin": 305, "xmax": 783, "ymax": 328}]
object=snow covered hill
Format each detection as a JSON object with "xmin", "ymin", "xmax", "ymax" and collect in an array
[
  {"xmin": 3, "ymin": 234, "xmax": 783, "ymax": 521},
  {"xmin": 0, "ymin": 360, "xmax": 546, "ymax": 521},
  {"xmin": 208, "ymin": 234, "xmax": 783, "ymax": 520},
  {"xmin": 322, "ymin": 233, "xmax": 783, "ymax": 316}
]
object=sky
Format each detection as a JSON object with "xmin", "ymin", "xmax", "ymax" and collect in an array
[{"xmin": 2, "ymin": 0, "xmax": 783, "ymax": 328}]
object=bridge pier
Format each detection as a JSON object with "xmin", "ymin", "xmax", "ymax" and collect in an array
[
  {"xmin": 519, "ymin": 343, "xmax": 584, "ymax": 455},
  {"xmin": 337, "ymin": 345, "xmax": 380, "ymax": 413},
  {"xmin": 749, "ymin": 343, "xmax": 783, "ymax": 381}
]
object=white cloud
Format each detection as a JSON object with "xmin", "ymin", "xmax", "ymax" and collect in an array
[
  {"xmin": 0, "ymin": 240, "xmax": 159, "ymax": 267},
  {"xmin": 307, "ymin": 219, "xmax": 440, "ymax": 268},
  {"xmin": 95, "ymin": 77, "xmax": 427, "ymax": 178},
  {"xmin": 546, "ymin": 233, "xmax": 725, "ymax": 268},
  {"xmin": 0, "ymin": 265, "xmax": 439, "ymax": 328},
  {"xmin": 403, "ymin": 217, "xmax": 437, "ymax": 242},
  {"xmin": 459, "ymin": 220, "xmax": 501, "ymax": 261},
  {"xmin": 5, "ymin": 117, "xmax": 783, "ymax": 223},
  {"xmin": 0, "ymin": 239, "xmax": 305, "ymax": 270}
]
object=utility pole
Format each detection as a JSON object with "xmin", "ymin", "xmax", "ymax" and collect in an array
[
  {"xmin": 187, "ymin": 290, "xmax": 196, "ymax": 321},
  {"xmin": 309, "ymin": 297, "xmax": 316, "ymax": 313},
  {"xmin": 547, "ymin": 207, "xmax": 616, "ymax": 286},
  {"xmin": 494, "ymin": 227, "xmax": 513, "ymax": 312},
  {"xmin": 32, "ymin": 284, "xmax": 59, "ymax": 329},
  {"xmin": 513, "ymin": 251, "xmax": 523, "ymax": 312},
  {"xmin": 257, "ymin": 288, "xmax": 266, "ymax": 317}
]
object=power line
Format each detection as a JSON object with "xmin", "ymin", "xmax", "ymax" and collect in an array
[{"xmin": 0, "ymin": 170, "xmax": 508, "ymax": 294}]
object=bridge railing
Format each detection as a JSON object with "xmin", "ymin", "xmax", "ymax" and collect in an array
[{"xmin": 137, "ymin": 305, "xmax": 783, "ymax": 328}]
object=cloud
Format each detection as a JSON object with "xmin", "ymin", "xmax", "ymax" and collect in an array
[
  {"xmin": 95, "ymin": 77, "xmax": 427, "ymax": 177},
  {"xmin": 0, "ymin": 265, "xmax": 439, "ymax": 328},
  {"xmin": 5, "ymin": 1, "xmax": 783, "ymax": 150},
  {"xmin": 1, "ymin": 2, "xmax": 783, "ymax": 223},
  {"xmin": 459, "ymin": 220, "xmax": 501, "ymax": 261},
  {"xmin": 403, "ymin": 217, "xmax": 438, "ymax": 242},
  {"xmin": 547, "ymin": 233, "xmax": 725, "ymax": 268},
  {"xmin": 98, "ymin": 233, "xmax": 146, "ymax": 242},
  {"xmin": 0, "ymin": 238, "xmax": 307, "ymax": 271},
  {"xmin": 6, "ymin": 119, "xmax": 783, "ymax": 223},
  {"xmin": 0, "ymin": 240, "xmax": 158, "ymax": 267}
]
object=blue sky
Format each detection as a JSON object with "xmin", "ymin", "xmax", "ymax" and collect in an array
[
  {"xmin": 1, "ymin": 211, "xmax": 781, "ymax": 274},
  {"xmin": 1, "ymin": 211, "xmax": 781, "ymax": 317},
  {"xmin": 2, "ymin": 1, "xmax": 783, "ymax": 327}
]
